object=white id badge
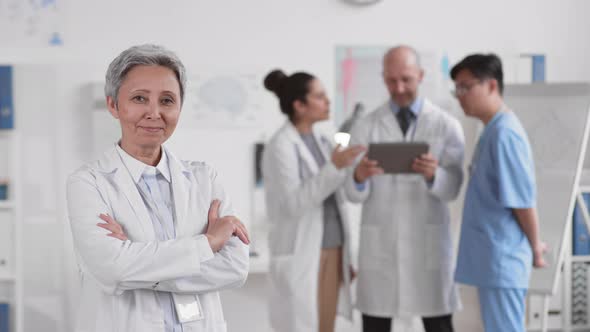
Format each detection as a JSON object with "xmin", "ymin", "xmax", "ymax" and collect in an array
[{"xmin": 173, "ymin": 293, "xmax": 204, "ymax": 323}]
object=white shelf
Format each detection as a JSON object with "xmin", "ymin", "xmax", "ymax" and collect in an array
[
  {"xmin": 0, "ymin": 129, "xmax": 14, "ymax": 136},
  {"xmin": 0, "ymin": 201, "xmax": 14, "ymax": 210},
  {"xmin": 0, "ymin": 131, "xmax": 15, "ymax": 143},
  {"xmin": 571, "ymin": 255, "xmax": 590, "ymax": 262},
  {"xmin": 0, "ymin": 273, "xmax": 15, "ymax": 282}
]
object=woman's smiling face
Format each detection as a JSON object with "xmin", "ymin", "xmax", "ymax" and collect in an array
[{"xmin": 107, "ymin": 64, "xmax": 182, "ymax": 150}]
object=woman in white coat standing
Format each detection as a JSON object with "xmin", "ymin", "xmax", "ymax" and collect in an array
[
  {"xmin": 66, "ymin": 44, "xmax": 250, "ymax": 332},
  {"xmin": 262, "ymin": 69, "xmax": 365, "ymax": 332}
]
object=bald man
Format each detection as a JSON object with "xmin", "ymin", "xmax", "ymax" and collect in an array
[{"xmin": 345, "ymin": 46, "xmax": 465, "ymax": 332}]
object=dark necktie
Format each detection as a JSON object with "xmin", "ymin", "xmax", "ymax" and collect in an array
[{"xmin": 396, "ymin": 107, "xmax": 414, "ymax": 136}]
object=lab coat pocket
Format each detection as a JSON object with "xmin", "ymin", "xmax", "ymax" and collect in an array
[
  {"xmin": 359, "ymin": 226, "xmax": 381, "ymax": 270},
  {"xmin": 269, "ymin": 255, "xmax": 296, "ymax": 295},
  {"xmin": 183, "ymin": 320, "xmax": 227, "ymax": 332},
  {"xmin": 425, "ymin": 224, "xmax": 451, "ymax": 270}
]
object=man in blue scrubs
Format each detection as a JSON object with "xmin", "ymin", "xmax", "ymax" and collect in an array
[{"xmin": 451, "ymin": 53, "xmax": 547, "ymax": 332}]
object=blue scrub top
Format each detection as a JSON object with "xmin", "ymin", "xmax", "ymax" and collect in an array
[{"xmin": 455, "ymin": 111, "xmax": 536, "ymax": 289}]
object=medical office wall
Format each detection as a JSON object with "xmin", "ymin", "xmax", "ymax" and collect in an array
[{"xmin": 2, "ymin": 1, "xmax": 590, "ymax": 331}]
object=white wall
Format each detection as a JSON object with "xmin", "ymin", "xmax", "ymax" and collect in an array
[{"xmin": 2, "ymin": 0, "xmax": 590, "ymax": 331}]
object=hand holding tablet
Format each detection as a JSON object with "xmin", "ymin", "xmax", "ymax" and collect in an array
[{"xmin": 367, "ymin": 142, "xmax": 430, "ymax": 174}]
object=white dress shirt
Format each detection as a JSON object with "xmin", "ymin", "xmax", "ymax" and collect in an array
[{"xmin": 116, "ymin": 144, "xmax": 183, "ymax": 332}]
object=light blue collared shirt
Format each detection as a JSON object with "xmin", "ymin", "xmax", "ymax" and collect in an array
[
  {"xmin": 116, "ymin": 144, "xmax": 183, "ymax": 332},
  {"xmin": 355, "ymin": 98, "xmax": 424, "ymax": 191},
  {"xmin": 389, "ymin": 98, "xmax": 423, "ymax": 117}
]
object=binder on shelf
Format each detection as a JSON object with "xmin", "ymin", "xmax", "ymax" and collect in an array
[
  {"xmin": 0, "ymin": 302, "xmax": 8, "ymax": 332},
  {"xmin": 573, "ymin": 193, "xmax": 590, "ymax": 255},
  {"xmin": 0, "ymin": 179, "xmax": 8, "ymax": 201},
  {"xmin": 517, "ymin": 53, "xmax": 546, "ymax": 83},
  {"xmin": 531, "ymin": 55, "xmax": 546, "ymax": 82},
  {"xmin": 0, "ymin": 216, "xmax": 11, "ymax": 274},
  {"xmin": 0, "ymin": 66, "xmax": 14, "ymax": 129}
]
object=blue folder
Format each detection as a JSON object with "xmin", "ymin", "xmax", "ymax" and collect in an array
[
  {"xmin": 0, "ymin": 66, "xmax": 14, "ymax": 129},
  {"xmin": 0, "ymin": 302, "xmax": 9, "ymax": 332},
  {"xmin": 573, "ymin": 193, "xmax": 590, "ymax": 255},
  {"xmin": 531, "ymin": 55, "xmax": 546, "ymax": 83}
]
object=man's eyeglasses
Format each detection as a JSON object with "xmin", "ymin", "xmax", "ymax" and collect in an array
[{"xmin": 451, "ymin": 80, "xmax": 483, "ymax": 98}]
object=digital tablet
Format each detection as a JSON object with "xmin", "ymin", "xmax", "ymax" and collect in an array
[{"xmin": 367, "ymin": 142, "xmax": 429, "ymax": 174}]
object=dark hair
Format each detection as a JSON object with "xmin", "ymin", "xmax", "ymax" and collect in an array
[
  {"xmin": 264, "ymin": 69, "xmax": 315, "ymax": 122},
  {"xmin": 450, "ymin": 53, "xmax": 504, "ymax": 95}
]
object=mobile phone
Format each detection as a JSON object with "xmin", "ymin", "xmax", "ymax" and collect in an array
[{"xmin": 334, "ymin": 132, "xmax": 351, "ymax": 148}]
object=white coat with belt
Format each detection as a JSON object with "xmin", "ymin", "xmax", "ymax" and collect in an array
[
  {"xmin": 345, "ymin": 99, "xmax": 465, "ymax": 317},
  {"xmin": 262, "ymin": 121, "xmax": 354, "ymax": 332},
  {"xmin": 66, "ymin": 145, "xmax": 249, "ymax": 332}
]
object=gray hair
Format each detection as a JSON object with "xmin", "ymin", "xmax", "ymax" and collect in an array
[{"xmin": 104, "ymin": 44, "xmax": 187, "ymax": 105}]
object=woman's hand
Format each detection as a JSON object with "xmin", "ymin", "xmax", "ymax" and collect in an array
[
  {"xmin": 97, "ymin": 213, "xmax": 128, "ymax": 241},
  {"xmin": 205, "ymin": 200, "xmax": 250, "ymax": 252},
  {"xmin": 331, "ymin": 145, "xmax": 366, "ymax": 170}
]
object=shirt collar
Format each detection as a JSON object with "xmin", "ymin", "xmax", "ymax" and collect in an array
[
  {"xmin": 389, "ymin": 97, "xmax": 423, "ymax": 117},
  {"xmin": 484, "ymin": 106, "xmax": 510, "ymax": 131},
  {"xmin": 116, "ymin": 143, "xmax": 171, "ymax": 184},
  {"xmin": 487, "ymin": 111, "xmax": 505, "ymax": 127}
]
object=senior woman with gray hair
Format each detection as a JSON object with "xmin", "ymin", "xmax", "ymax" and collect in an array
[{"xmin": 67, "ymin": 44, "xmax": 250, "ymax": 332}]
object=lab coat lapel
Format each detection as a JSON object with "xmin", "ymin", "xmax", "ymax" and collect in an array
[
  {"xmin": 313, "ymin": 129, "xmax": 332, "ymax": 166},
  {"xmin": 375, "ymin": 103, "xmax": 405, "ymax": 141},
  {"xmin": 100, "ymin": 146, "xmax": 155, "ymax": 241},
  {"xmin": 412, "ymin": 99, "xmax": 433, "ymax": 141},
  {"xmin": 284, "ymin": 122, "xmax": 320, "ymax": 174},
  {"xmin": 166, "ymin": 146, "xmax": 192, "ymax": 237}
]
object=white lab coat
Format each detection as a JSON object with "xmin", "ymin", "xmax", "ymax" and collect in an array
[
  {"xmin": 345, "ymin": 99, "xmax": 465, "ymax": 317},
  {"xmin": 262, "ymin": 122, "xmax": 354, "ymax": 332},
  {"xmin": 66, "ymin": 145, "xmax": 249, "ymax": 332}
]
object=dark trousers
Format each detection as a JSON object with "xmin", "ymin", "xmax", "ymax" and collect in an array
[{"xmin": 362, "ymin": 313, "xmax": 454, "ymax": 332}]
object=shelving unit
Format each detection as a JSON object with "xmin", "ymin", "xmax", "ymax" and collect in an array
[
  {"xmin": 248, "ymin": 225, "xmax": 270, "ymax": 274},
  {"xmin": 0, "ymin": 128, "xmax": 22, "ymax": 332},
  {"xmin": 0, "ymin": 202, "xmax": 14, "ymax": 210},
  {"xmin": 562, "ymin": 186, "xmax": 590, "ymax": 332},
  {"xmin": 529, "ymin": 184, "xmax": 590, "ymax": 332},
  {"xmin": 0, "ymin": 274, "xmax": 15, "ymax": 282},
  {"xmin": 248, "ymin": 180, "xmax": 270, "ymax": 275}
]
